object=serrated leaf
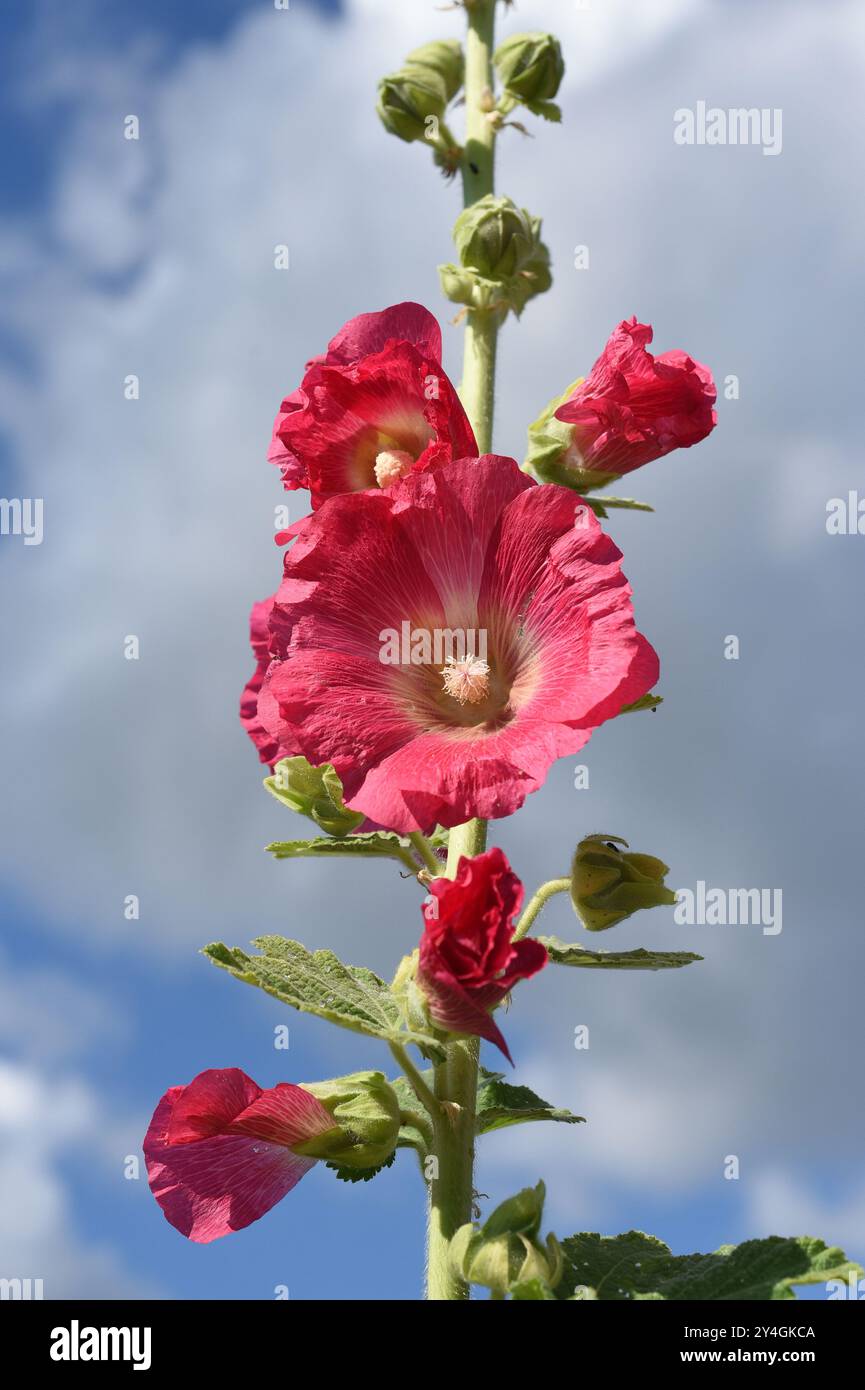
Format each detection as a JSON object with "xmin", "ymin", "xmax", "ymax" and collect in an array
[
  {"xmin": 558, "ymin": 1231, "xmax": 864, "ymax": 1301},
  {"xmin": 476, "ymin": 1067, "xmax": 584, "ymax": 1133},
  {"xmin": 619, "ymin": 692, "xmax": 663, "ymax": 714},
  {"xmin": 266, "ymin": 831, "xmax": 414, "ymax": 864},
  {"xmin": 539, "ymin": 937, "xmax": 702, "ymax": 971},
  {"xmin": 203, "ymin": 937, "xmax": 446, "ymax": 1061}
]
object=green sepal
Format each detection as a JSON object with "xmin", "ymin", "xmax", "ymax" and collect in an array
[
  {"xmin": 482, "ymin": 1181, "xmax": 546, "ymax": 1240},
  {"xmin": 300, "ymin": 1071, "xmax": 402, "ymax": 1169},
  {"xmin": 326, "ymin": 1151, "xmax": 396, "ymax": 1184},
  {"xmin": 540, "ymin": 936, "xmax": 702, "ymax": 971},
  {"xmin": 510, "ymin": 1278, "xmax": 558, "ymax": 1300},
  {"xmin": 557, "ymin": 1231, "xmax": 864, "ymax": 1301},
  {"xmin": 264, "ymin": 757, "xmax": 364, "ymax": 838},
  {"xmin": 619, "ymin": 692, "xmax": 663, "ymax": 714},
  {"xmin": 583, "ymin": 494, "xmax": 654, "ymax": 518}
]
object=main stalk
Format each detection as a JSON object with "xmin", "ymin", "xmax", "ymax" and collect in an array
[{"xmin": 425, "ymin": 0, "xmax": 500, "ymax": 1302}]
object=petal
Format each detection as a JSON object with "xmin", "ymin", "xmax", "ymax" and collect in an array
[
  {"xmin": 325, "ymin": 302, "xmax": 442, "ymax": 364},
  {"xmin": 165, "ymin": 1069, "xmax": 261, "ymax": 1144},
  {"xmin": 417, "ymin": 965, "xmax": 514, "ymax": 1064}
]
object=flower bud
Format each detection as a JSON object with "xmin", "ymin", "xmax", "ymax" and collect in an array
[
  {"xmin": 440, "ymin": 195, "xmax": 551, "ymax": 318},
  {"xmin": 494, "ymin": 32, "xmax": 564, "ymax": 113},
  {"xmin": 405, "ymin": 39, "xmax": 464, "ymax": 103},
  {"xmin": 450, "ymin": 1182, "xmax": 563, "ymax": 1298},
  {"xmin": 525, "ymin": 378, "xmax": 622, "ymax": 493},
  {"xmin": 376, "ymin": 66, "xmax": 449, "ymax": 145},
  {"xmin": 264, "ymin": 756, "xmax": 364, "ymax": 838},
  {"xmin": 570, "ymin": 834, "xmax": 677, "ymax": 932},
  {"xmin": 298, "ymin": 1071, "xmax": 402, "ymax": 1170}
]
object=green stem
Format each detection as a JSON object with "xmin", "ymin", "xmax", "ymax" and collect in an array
[
  {"xmin": 425, "ymin": 0, "xmax": 500, "ymax": 1304},
  {"xmin": 408, "ymin": 831, "xmax": 443, "ymax": 878},
  {"xmin": 390, "ymin": 1042, "xmax": 440, "ymax": 1122},
  {"xmin": 460, "ymin": 0, "xmax": 498, "ymax": 455},
  {"xmin": 426, "ymin": 820, "xmax": 488, "ymax": 1301},
  {"xmin": 512, "ymin": 877, "xmax": 570, "ymax": 941}
]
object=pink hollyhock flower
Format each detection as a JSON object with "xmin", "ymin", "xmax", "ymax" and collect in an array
[
  {"xmin": 269, "ymin": 302, "xmax": 477, "ymax": 508},
  {"xmin": 554, "ymin": 317, "xmax": 717, "ymax": 479},
  {"xmin": 255, "ymin": 453, "xmax": 659, "ymax": 834},
  {"xmin": 144, "ymin": 1068, "xmax": 337, "ymax": 1243},
  {"xmin": 418, "ymin": 847, "xmax": 547, "ymax": 1062},
  {"xmin": 239, "ymin": 595, "xmax": 282, "ymax": 765}
]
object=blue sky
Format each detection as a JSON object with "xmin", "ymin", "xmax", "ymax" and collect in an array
[{"xmin": 1, "ymin": 0, "xmax": 863, "ymax": 1301}]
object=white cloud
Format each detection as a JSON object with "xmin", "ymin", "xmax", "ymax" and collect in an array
[{"xmin": 0, "ymin": 1059, "xmax": 160, "ymax": 1298}]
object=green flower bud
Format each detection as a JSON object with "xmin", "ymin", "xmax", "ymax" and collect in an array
[
  {"xmin": 440, "ymin": 195, "xmax": 551, "ymax": 318},
  {"xmin": 570, "ymin": 834, "xmax": 677, "ymax": 932},
  {"xmin": 525, "ymin": 378, "xmax": 621, "ymax": 493},
  {"xmin": 405, "ymin": 39, "xmax": 464, "ymax": 103},
  {"xmin": 264, "ymin": 756, "xmax": 364, "ymax": 838},
  {"xmin": 494, "ymin": 31, "xmax": 565, "ymax": 111},
  {"xmin": 298, "ymin": 1071, "xmax": 402, "ymax": 1170},
  {"xmin": 376, "ymin": 66, "xmax": 449, "ymax": 145},
  {"xmin": 450, "ymin": 1183, "xmax": 563, "ymax": 1298}
]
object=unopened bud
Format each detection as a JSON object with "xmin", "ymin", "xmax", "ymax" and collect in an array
[
  {"xmin": 570, "ymin": 834, "xmax": 677, "ymax": 932},
  {"xmin": 376, "ymin": 67, "xmax": 448, "ymax": 144},
  {"xmin": 264, "ymin": 757, "xmax": 364, "ymax": 838},
  {"xmin": 405, "ymin": 39, "xmax": 464, "ymax": 103},
  {"xmin": 494, "ymin": 32, "xmax": 565, "ymax": 115}
]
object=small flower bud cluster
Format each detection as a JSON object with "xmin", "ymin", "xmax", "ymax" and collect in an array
[{"xmin": 439, "ymin": 194, "xmax": 552, "ymax": 320}]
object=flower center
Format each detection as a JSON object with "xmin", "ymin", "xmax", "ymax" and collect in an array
[
  {"xmin": 440, "ymin": 654, "xmax": 491, "ymax": 705},
  {"xmin": 374, "ymin": 449, "xmax": 415, "ymax": 488}
]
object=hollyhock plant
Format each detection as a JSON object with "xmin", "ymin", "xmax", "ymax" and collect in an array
[
  {"xmin": 551, "ymin": 317, "xmax": 717, "ymax": 485},
  {"xmin": 253, "ymin": 453, "xmax": 659, "ymax": 835},
  {"xmin": 146, "ymin": 1, "xmax": 860, "ymax": 1307},
  {"xmin": 418, "ymin": 847, "xmax": 547, "ymax": 1061},
  {"xmin": 143, "ymin": 1068, "xmax": 339, "ymax": 1243},
  {"xmin": 268, "ymin": 301, "xmax": 477, "ymax": 509}
]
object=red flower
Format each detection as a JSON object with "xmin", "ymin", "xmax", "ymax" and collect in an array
[
  {"xmin": 269, "ymin": 303, "xmax": 477, "ymax": 508},
  {"xmin": 554, "ymin": 317, "xmax": 717, "ymax": 478},
  {"xmin": 255, "ymin": 454, "xmax": 659, "ymax": 834},
  {"xmin": 143, "ymin": 1068, "xmax": 336, "ymax": 1243},
  {"xmin": 418, "ymin": 847, "xmax": 547, "ymax": 1061},
  {"xmin": 239, "ymin": 595, "xmax": 282, "ymax": 765}
]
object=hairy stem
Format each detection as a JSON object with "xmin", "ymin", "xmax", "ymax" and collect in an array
[
  {"xmin": 426, "ymin": 820, "xmax": 489, "ymax": 1300},
  {"xmin": 425, "ymin": 0, "xmax": 500, "ymax": 1304},
  {"xmin": 460, "ymin": 0, "xmax": 498, "ymax": 455},
  {"xmin": 512, "ymin": 877, "xmax": 571, "ymax": 941}
]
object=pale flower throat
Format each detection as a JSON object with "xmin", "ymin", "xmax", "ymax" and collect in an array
[{"xmin": 440, "ymin": 654, "xmax": 491, "ymax": 705}]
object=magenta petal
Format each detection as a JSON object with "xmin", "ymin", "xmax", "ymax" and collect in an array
[
  {"xmin": 419, "ymin": 968, "xmax": 514, "ymax": 1064},
  {"xmin": 325, "ymin": 301, "xmax": 442, "ymax": 364},
  {"xmin": 144, "ymin": 1079, "xmax": 334, "ymax": 1244}
]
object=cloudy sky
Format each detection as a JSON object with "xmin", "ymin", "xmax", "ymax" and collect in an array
[{"xmin": 0, "ymin": 0, "xmax": 862, "ymax": 1299}]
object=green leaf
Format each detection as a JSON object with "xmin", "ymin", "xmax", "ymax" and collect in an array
[
  {"xmin": 619, "ymin": 692, "xmax": 663, "ymax": 715},
  {"xmin": 266, "ymin": 831, "xmax": 414, "ymax": 865},
  {"xmin": 558, "ymin": 1231, "xmax": 864, "ymax": 1301},
  {"xmin": 539, "ymin": 936, "xmax": 703, "ymax": 971},
  {"xmin": 476, "ymin": 1067, "xmax": 584, "ymax": 1133},
  {"xmin": 203, "ymin": 937, "xmax": 446, "ymax": 1061},
  {"xmin": 526, "ymin": 99, "xmax": 562, "ymax": 122}
]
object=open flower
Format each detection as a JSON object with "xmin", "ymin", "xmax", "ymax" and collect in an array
[
  {"xmin": 550, "ymin": 317, "xmax": 716, "ymax": 485},
  {"xmin": 269, "ymin": 302, "xmax": 477, "ymax": 508},
  {"xmin": 418, "ymin": 847, "xmax": 547, "ymax": 1061},
  {"xmin": 239, "ymin": 595, "xmax": 280, "ymax": 765},
  {"xmin": 255, "ymin": 454, "xmax": 659, "ymax": 834},
  {"xmin": 143, "ymin": 1068, "xmax": 339, "ymax": 1243}
]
